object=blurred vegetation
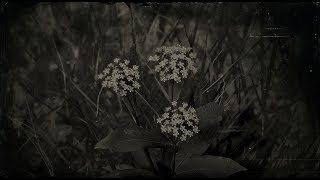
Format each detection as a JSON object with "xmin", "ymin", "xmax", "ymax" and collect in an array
[{"xmin": 1, "ymin": 2, "xmax": 320, "ymax": 177}]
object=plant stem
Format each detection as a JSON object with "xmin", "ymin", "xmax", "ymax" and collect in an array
[
  {"xmin": 171, "ymin": 144, "xmax": 177, "ymax": 176},
  {"xmin": 144, "ymin": 149, "xmax": 157, "ymax": 174},
  {"xmin": 122, "ymin": 98, "xmax": 138, "ymax": 126},
  {"xmin": 171, "ymin": 80, "xmax": 174, "ymax": 102},
  {"xmin": 95, "ymin": 86, "xmax": 103, "ymax": 117},
  {"xmin": 126, "ymin": 95, "xmax": 141, "ymax": 127},
  {"xmin": 135, "ymin": 90, "xmax": 159, "ymax": 118}
]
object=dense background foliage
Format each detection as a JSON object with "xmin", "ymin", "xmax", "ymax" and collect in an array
[{"xmin": 1, "ymin": 2, "xmax": 320, "ymax": 177}]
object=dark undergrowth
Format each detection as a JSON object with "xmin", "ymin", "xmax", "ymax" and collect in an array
[{"xmin": 1, "ymin": 2, "xmax": 320, "ymax": 178}]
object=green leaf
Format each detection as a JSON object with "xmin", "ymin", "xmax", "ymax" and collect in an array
[
  {"xmin": 175, "ymin": 155, "xmax": 247, "ymax": 178},
  {"xmin": 102, "ymin": 168, "xmax": 155, "ymax": 178},
  {"xmin": 132, "ymin": 150, "xmax": 153, "ymax": 170},
  {"xmin": 95, "ymin": 127, "xmax": 168, "ymax": 152},
  {"xmin": 196, "ymin": 101, "xmax": 223, "ymax": 130},
  {"xmin": 116, "ymin": 164, "xmax": 135, "ymax": 170},
  {"xmin": 177, "ymin": 135, "xmax": 210, "ymax": 156}
]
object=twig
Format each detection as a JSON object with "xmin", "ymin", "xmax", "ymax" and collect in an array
[{"xmin": 211, "ymin": 48, "xmax": 224, "ymax": 66}]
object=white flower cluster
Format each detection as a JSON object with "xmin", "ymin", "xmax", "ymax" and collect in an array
[
  {"xmin": 148, "ymin": 45, "xmax": 198, "ymax": 83},
  {"xmin": 156, "ymin": 101, "xmax": 200, "ymax": 141},
  {"xmin": 98, "ymin": 58, "xmax": 140, "ymax": 97}
]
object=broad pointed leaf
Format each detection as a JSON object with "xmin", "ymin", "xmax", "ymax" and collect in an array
[
  {"xmin": 175, "ymin": 155, "xmax": 247, "ymax": 178},
  {"xmin": 102, "ymin": 168, "xmax": 155, "ymax": 178},
  {"xmin": 132, "ymin": 150, "xmax": 153, "ymax": 170},
  {"xmin": 196, "ymin": 101, "xmax": 223, "ymax": 129},
  {"xmin": 95, "ymin": 127, "xmax": 168, "ymax": 152},
  {"xmin": 178, "ymin": 135, "xmax": 210, "ymax": 156}
]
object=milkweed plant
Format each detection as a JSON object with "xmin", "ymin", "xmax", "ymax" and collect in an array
[{"xmin": 95, "ymin": 45, "xmax": 247, "ymax": 178}]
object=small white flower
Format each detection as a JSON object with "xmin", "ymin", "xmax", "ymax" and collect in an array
[
  {"xmin": 162, "ymin": 112, "xmax": 170, "ymax": 119},
  {"xmin": 171, "ymin": 101, "xmax": 177, "ymax": 107},
  {"xmin": 189, "ymin": 53, "xmax": 196, "ymax": 59},
  {"xmin": 119, "ymin": 90, "xmax": 127, "ymax": 97},
  {"xmin": 180, "ymin": 135, "xmax": 187, "ymax": 141},
  {"xmin": 178, "ymin": 62, "xmax": 184, "ymax": 68},
  {"xmin": 165, "ymin": 107, "xmax": 171, "ymax": 112},
  {"xmin": 119, "ymin": 63, "xmax": 125, "ymax": 68},
  {"xmin": 157, "ymin": 118, "xmax": 162, "ymax": 124},
  {"xmin": 173, "ymin": 131, "xmax": 179, "ymax": 137},
  {"xmin": 102, "ymin": 80, "xmax": 108, "ymax": 87},
  {"xmin": 193, "ymin": 126, "xmax": 199, "ymax": 134},
  {"xmin": 189, "ymin": 107, "xmax": 196, "ymax": 113},
  {"xmin": 194, "ymin": 118, "xmax": 200, "ymax": 123},
  {"xmin": 97, "ymin": 73, "xmax": 105, "ymax": 79},
  {"xmin": 103, "ymin": 68, "xmax": 110, "ymax": 74},
  {"xmin": 185, "ymin": 130, "xmax": 193, "ymax": 137},
  {"xmin": 132, "ymin": 65, "xmax": 139, "ymax": 71},
  {"xmin": 171, "ymin": 54, "xmax": 179, "ymax": 60},
  {"xmin": 182, "ymin": 102, "xmax": 188, "ymax": 108},
  {"xmin": 180, "ymin": 125, "xmax": 186, "ymax": 131},
  {"xmin": 148, "ymin": 55, "xmax": 160, "ymax": 62},
  {"xmin": 181, "ymin": 69, "xmax": 188, "ymax": 78},
  {"xmin": 114, "ymin": 58, "xmax": 120, "ymax": 63},
  {"xmin": 172, "ymin": 113, "xmax": 179, "ymax": 120},
  {"xmin": 161, "ymin": 125, "xmax": 167, "ymax": 133},
  {"xmin": 178, "ymin": 106, "xmax": 185, "ymax": 112},
  {"xmin": 132, "ymin": 81, "xmax": 140, "ymax": 89}
]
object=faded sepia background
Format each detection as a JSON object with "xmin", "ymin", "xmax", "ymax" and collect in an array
[{"xmin": 1, "ymin": 2, "xmax": 320, "ymax": 177}]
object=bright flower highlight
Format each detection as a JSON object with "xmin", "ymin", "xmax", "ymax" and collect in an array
[
  {"xmin": 98, "ymin": 58, "xmax": 140, "ymax": 97},
  {"xmin": 156, "ymin": 101, "xmax": 200, "ymax": 141},
  {"xmin": 148, "ymin": 45, "xmax": 198, "ymax": 83}
]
